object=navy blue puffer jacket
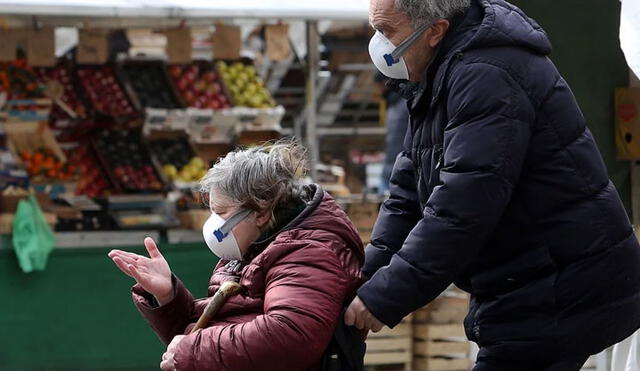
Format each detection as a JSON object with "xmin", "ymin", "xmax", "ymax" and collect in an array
[{"xmin": 358, "ymin": 0, "xmax": 640, "ymax": 362}]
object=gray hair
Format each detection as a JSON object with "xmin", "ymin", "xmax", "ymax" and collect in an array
[
  {"xmin": 199, "ymin": 140, "xmax": 308, "ymax": 228},
  {"xmin": 395, "ymin": 0, "xmax": 471, "ymax": 27}
]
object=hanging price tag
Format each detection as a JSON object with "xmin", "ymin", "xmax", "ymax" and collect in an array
[
  {"xmin": 165, "ymin": 27, "xmax": 192, "ymax": 64},
  {"xmin": 0, "ymin": 29, "xmax": 19, "ymax": 62},
  {"xmin": 212, "ymin": 23, "xmax": 241, "ymax": 60},
  {"xmin": 265, "ymin": 24, "xmax": 290, "ymax": 61},
  {"xmin": 27, "ymin": 27, "xmax": 55, "ymax": 67},
  {"xmin": 77, "ymin": 29, "xmax": 109, "ymax": 64}
]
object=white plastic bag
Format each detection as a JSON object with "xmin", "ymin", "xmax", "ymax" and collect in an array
[
  {"xmin": 620, "ymin": 0, "xmax": 640, "ymax": 78},
  {"xmin": 612, "ymin": 329, "xmax": 640, "ymax": 371}
]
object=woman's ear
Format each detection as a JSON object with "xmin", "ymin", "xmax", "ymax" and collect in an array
[{"xmin": 254, "ymin": 210, "xmax": 272, "ymax": 230}]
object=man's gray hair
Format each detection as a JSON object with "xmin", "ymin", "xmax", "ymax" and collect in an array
[
  {"xmin": 199, "ymin": 140, "xmax": 307, "ymax": 228},
  {"xmin": 395, "ymin": 0, "xmax": 471, "ymax": 27}
]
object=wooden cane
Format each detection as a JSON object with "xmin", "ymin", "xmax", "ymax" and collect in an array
[{"xmin": 190, "ymin": 281, "xmax": 242, "ymax": 334}]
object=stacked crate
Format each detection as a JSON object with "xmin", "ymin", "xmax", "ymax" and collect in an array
[
  {"xmin": 413, "ymin": 291, "xmax": 473, "ymax": 371},
  {"xmin": 346, "ymin": 200, "xmax": 380, "ymax": 244},
  {"xmin": 364, "ymin": 315, "xmax": 413, "ymax": 371}
]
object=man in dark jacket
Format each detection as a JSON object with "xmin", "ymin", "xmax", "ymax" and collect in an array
[{"xmin": 345, "ymin": 0, "xmax": 640, "ymax": 369}]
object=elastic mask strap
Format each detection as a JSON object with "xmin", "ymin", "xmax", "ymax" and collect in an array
[
  {"xmin": 384, "ymin": 22, "xmax": 431, "ymax": 66},
  {"xmin": 217, "ymin": 209, "xmax": 253, "ymax": 238}
]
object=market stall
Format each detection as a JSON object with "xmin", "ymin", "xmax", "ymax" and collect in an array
[
  {"xmin": 0, "ymin": 2, "xmax": 398, "ymax": 370},
  {"xmin": 0, "ymin": 0, "xmax": 630, "ymax": 370}
]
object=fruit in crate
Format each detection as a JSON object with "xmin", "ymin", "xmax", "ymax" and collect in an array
[
  {"xmin": 20, "ymin": 148, "xmax": 78, "ymax": 181},
  {"xmin": 68, "ymin": 144, "xmax": 113, "ymax": 198},
  {"xmin": 120, "ymin": 62, "xmax": 181, "ymax": 109},
  {"xmin": 162, "ymin": 157, "xmax": 207, "ymax": 183},
  {"xmin": 216, "ymin": 61, "xmax": 276, "ymax": 108},
  {"xmin": 77, "ymin": 66, "xmax": 137, "ymax": 117},
  {"xmin": 168, "ymin": 62, "xmax": 232, "ymax": 109},
  {"xmin": 34, "ymin": 66, "xmax": 86, "ymax": 119},
  {"xmin": 0, "ymin": 61, "xmax": 46, "ymax": 100},
  {"xmin": 94, "ymin": 130, "xmax": 163, "ymax": 192}
]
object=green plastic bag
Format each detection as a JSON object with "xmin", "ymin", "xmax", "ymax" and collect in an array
[{"xmin": 12, "ymin": 193, "xmax": 55, "ymax": 273}]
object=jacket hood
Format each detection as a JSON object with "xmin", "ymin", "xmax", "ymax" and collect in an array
[
  {"xmin": 295, "ymin": 184, "xmax": 365, "ymax": 263},
  {"xmin": 388, "ymin": 0, "xmax": 552, "ymax": 102},
  {"xmin": 465, "ymin": 0, "xmax": 552, "ymax": 55},
  {"xmin": 251, "ymin": 183, "xmax": 364, "ymax": 264}
]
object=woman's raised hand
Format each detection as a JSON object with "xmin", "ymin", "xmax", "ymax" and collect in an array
[{"xmin": 108, "ymin": 237, "xmax": 174, "ymax": 305}]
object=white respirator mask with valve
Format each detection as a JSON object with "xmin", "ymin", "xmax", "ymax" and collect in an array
[
  {"xmin": 368, "ymin": 22, "xmax": 431, "ymax": 80},
  {"xmin": 202, "ymin": 208, "xmax": 253, "ymax": 261}
]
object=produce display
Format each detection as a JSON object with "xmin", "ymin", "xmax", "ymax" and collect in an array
[
  {"xmin": 19, "ymin": 148, "xmax": 77, "ymax": 181},
  {"xmin": 217, "ymin": 61, "xmax": 276, "ymax": 108},
  {"xmin": 150, "ymin": 137, "xmax": 207, "ymax": 183},
  {"xmin": 76, "ymin": 65, "xmax": 137, "ymax": 117},
  {"xmin": 34, "ymin": 65, "xmax": 86, "ymax": 119},
  {"xmin": 168, "ymin": 62, "xmax": 231, "ymax": 110},
  {"xmin": 1, "ymin": 55, "xmax": 285, "ymax": 233},
  {"xmin": 93, "ymin": 129, "xmax": 164, "ymax": 192},
  {"xmin": 120, "ymin": 62, "xmax": 182, "ymax": 109},
  {"xmin": 0, "ymin": 61, "xmax": 46, "ymax": 100},
  {"xmin": 68, "ymin": 144, "xmax": 114, "ymax": 197}
]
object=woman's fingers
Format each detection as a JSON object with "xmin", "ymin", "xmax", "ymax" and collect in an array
[
  {"xmin": 110, "ymin": 250, "xmax": 146, "ymax": 262},
  {"xmin": 111, "ymin": 256, "xmax": 133, "ymax": 277},
  {"xmin": 144, "ymin": 237, "xmax": 163, "ymax": 259},
  {"xmin": 109, "ymin": 252, "xmax": 138, "ymax": 266},
  {"xmin": 128, "ymin": 264, "xmax": 144, "ymax": 283}
]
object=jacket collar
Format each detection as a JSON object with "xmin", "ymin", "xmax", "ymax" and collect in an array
[{"xmin": 247, "ymin": 183, "xmax": 324, "ymax": 254}]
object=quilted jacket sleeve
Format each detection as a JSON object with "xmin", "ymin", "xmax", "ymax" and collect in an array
[
  {"xmin": 358, "ymin": 61, "xmax": 534, "ymax": 327},
  {"xmin": 131, "ymin": 274, "xmax": 196, "ymax": 345},
  {"xmin": 362, "ymin": 148, "xmax": 423, "ymax": 279},
  {"xmin": 173, "ymin": 241, "xmax": 352, "ymax": 371}
]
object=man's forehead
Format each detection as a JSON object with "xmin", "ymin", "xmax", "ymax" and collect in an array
[{"xmin": 369, "ymin": 0, "xmax": 401, "ymax": 27}]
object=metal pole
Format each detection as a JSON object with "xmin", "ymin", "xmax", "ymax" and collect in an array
[{"xmin": 305, "ymin": 20, "xmax": 319, "ymax": 181}]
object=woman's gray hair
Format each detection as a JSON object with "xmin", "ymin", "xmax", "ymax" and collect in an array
[
  {"xmin": 199, "ymin": 139, "xmax": 308, "ymax": 228},
  {"xmin": 395, "ymin": 0, "xmax": 471, "ymax": 27}
]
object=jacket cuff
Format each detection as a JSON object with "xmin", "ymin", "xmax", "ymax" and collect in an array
[
  {"xmin": 357, "ymin": 267, "xmax": 407, "ymax": 328},
  {"xmin": 131, "ymin": 274, "xmax": 194, "ymax": 344}
]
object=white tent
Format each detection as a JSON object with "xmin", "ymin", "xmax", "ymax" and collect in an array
[{"xmin": 0, "ymin": 0, "xmax": 369, "ymax": 20}]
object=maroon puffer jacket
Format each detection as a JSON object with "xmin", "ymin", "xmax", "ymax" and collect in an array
[{"xmin": 132, "ymin": 184, "xmax": 364, "ymax": 371}]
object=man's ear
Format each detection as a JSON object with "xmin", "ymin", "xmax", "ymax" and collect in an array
[{"xmin": 426, "ymin": 19, "xmax": 450, "ymax": 48}]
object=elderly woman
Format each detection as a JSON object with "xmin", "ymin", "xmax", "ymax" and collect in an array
[{"xmin": 108, "ymin": 142, "xmax": 364, "ymax": 371}]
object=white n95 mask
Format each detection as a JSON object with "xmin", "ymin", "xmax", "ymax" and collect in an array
[
  {"xmin": 368, "ymin": 23, "xmax": 431, "ymax": 80},
  {"xmin": 202, "ymin": 209, "xmax": 252, "ymax": 261}
]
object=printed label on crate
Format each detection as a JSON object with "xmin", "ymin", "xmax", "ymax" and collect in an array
[
  {"xmin": 616, "ymin": 88, "xmax": 640, "ymax": 159},
  {"xmin": 187, "ymin": 108, "xmax": 237, "ymax": 143},
  {"xmin": 144, "ymin": 108, "xmax": 170, "ymax": 132},
  {"xmin": 167, "ymin": 109, "xmax": 190, "ymax": 131}
]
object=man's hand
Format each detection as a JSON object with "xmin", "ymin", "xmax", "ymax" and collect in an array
[
  {"xmin": 345, "ymin": 296, "xmax": 384, "ymax": 333},
  {"xmin": 160, "ymin": 335, "xmax": 185, "ymax": 371}
]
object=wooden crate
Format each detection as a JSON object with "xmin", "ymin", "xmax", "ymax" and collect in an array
[
  {"xmin": 413, "ymin": 293, "xmax": 473, "ymax": 371},
  {"xmin": 365, "ymin": 316, "xmax": 413, "ymax": 371},
  {"xmin": 413, "ymin": 296, "xmax": 469, "ymax": 324}
]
